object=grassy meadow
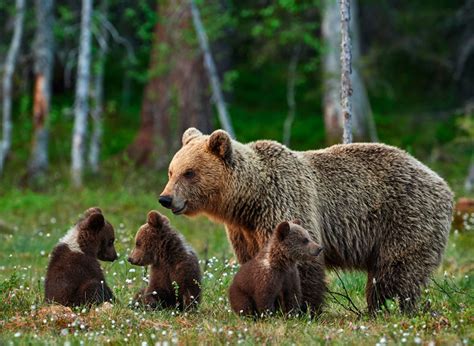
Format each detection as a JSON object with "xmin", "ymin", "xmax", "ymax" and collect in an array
[{"xmin": 0, "ymin": 163, "xmax": 472, "ymax": 345}]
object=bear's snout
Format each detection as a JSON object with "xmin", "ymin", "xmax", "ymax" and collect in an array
[
  {"xmin": 159, "ymin": 195, "xmax": 173, "ymax": 209},
  {"xmin": 128, "ymin": 256, "xmax": 137, "ymax": 265}
]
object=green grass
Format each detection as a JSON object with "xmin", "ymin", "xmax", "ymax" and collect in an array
[{"xmin": 0, "ymin": 166, "xmax": 472, "ymax": 345}]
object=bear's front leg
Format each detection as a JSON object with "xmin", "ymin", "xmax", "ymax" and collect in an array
[
  {"xmin": 298, "ymin": 260, "xmax": 326, "ymax": 316},
  {"xmin": 225, "ymin": 224, "xmax": 261, "ymax": 264}
]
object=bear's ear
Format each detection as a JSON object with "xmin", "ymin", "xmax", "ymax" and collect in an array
[
  {"xmin": 291, "ymin": 219, "xmax": 302, "ymax": 226},
  {"xmin": 147, "ymin": 210, "xmax": 169, "ymax": 229},
  {"xmin": 83, "ymin": 213, "xmax": 105, "ymax": 232},
  {"xmin": 208, "ymin": 129, "xmax": 232, "ymax": 163},
  {"xmin": 275, "ymin": 221, "xmax": 291, "ymax": 241},
  {"xmin": 182, "ymin": 128, "xmax": 203, "ymax": 146}
]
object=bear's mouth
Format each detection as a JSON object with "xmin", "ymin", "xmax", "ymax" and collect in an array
[{"xmin": 172, "ymin": 203, "xmax": 187, "ymax": 215}]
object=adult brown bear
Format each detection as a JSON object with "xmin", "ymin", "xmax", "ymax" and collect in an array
[{"xmin": 159, "ymin": 128, "xmax": 453, "ymax": 314}]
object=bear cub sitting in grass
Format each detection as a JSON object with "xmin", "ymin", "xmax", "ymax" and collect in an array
[
  {"xmin": 128, "ymin": 211, "xmax": 201, "ymax": 310},
  {"xmin": 45, "ymin": 207, "xmax": 117, "ymax": 307},
  {"xmin": 229, "ymin": 220, "xmax": 324, "ymax": 317}
]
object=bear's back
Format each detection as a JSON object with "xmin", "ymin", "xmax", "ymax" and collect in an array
[{"xmin": 45, "ymin": 243, "xmax": 104, "ymax": 304}]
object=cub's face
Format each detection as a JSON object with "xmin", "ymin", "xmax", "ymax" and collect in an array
[
  {"xmin": 159, "ymin": 128, "xmax": 232, "ymax": 216},
  {"xmin": 96, "ymin": 221, "xmax": 117, "ymax": 262},
  {"xmin": 76, "ymin": 208, "xmax": 117, "ymax": 261},
  {"xmin": 128, "ymin": 225, "xmax": 157, "ymax": 266},
  {"xmin": 275, "ymin": 221, "xmax": 324, "ymax": 262},
  {"xmin": 128, "ymin": 211, "xmax": 169, "ymax": 266}
]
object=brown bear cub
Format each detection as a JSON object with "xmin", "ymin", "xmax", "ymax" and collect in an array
[
  {"xmin": 229, "ymin": 221, "xmax": 324, "ymax": 317},
  {"xmin": 128, "ymin": 211, "xmax": 201, "ymax": 310},
  {"xmin": 45, "ymin": 207, "xmax": 117, "ymax": 307}
]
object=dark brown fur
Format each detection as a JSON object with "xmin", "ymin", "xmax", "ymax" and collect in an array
[
  {"xmin": 160, "ymin": 128, "xmax": 454, "ymax": 315},
  {"xmin": 44, "ymin": 208, "xmax": 117, "ymax": 306},
  {"xmin": 128, "ymin": 211, "xmax": 201, "ymax": 310},
  {"xmin": 229, "ymin": 221, "xmax": 323, "ymax": 317}
]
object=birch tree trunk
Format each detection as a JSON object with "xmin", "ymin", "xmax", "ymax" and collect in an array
[
  {"xmin": 0, "ymin": 0, "xmax": 25, "ymax": 174},
  {"xmin": 190, "ymin": 0, "xmax": 235, "ymax": 138},
  {"xmin": 29, "ymin": 0, "xmax": 55, "ymax": 179},
  {"xmin": 88, "ymin": 0, "xmax": 108, "ymax": 173},
  {"xmin": 71, "ymin": 0, "xmax": 93, "ymax": 187},
  {"xmin": 322, "ymin": 0, "xmax": 376, "ymax": 144},
  {"xmin": 283, "ymin": 46, "xmax": 300, "ymax": 147},
  {"xmin": 340, "ymin": 0, "xmax": 353, "ymax": 144}
]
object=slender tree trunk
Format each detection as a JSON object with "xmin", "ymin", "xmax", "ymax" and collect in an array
[
  {"xmin": 283, "ymin": 46, "xmax": 300, "ymax": 147},
  {"xmin": 71, "ymin": 0, "xmax": 93, "ymax": 187},
  {"xmin": 0, "ymin": 0, "xmax": 25, "ymax": 174},
  {"xmin": 29, "ymin": 0, "xmax": 55, "ymax": 179},
  {"xmin": 322, "ymin": 0, "xmax": 376, "ymax": 144},
  {"xmin": 340, "ymin": 0, "xmax": 353, "ymax": 144},
  {"xmin": 322, "ymin": 0, "xmax": 343, "ymax": 144},
  {"xmin": 190, "ymin": 0, "xmax": 235, "ymax": 138},
  {"xmin": 88, "ymin": 0, "xmax": 108, "ymax": 173},
  {"xmin": 350, "ymin": 0, "xmax": 377, "ymax": 142}
]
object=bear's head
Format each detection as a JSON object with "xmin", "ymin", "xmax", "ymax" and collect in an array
[
  {"xmin": 128, "ymin": 211, "xmax": 170, "ymax": 266},
  {"xmin": 273, "ymin": 220, "xmax": 324, "ymax": 262},
  {"xmin": 159, "ymin": 128, "xmax": 233, "ymax": 216},
  {"xmin": 75, "ymin": 207, "xmax": 117, "ymax": 261}
]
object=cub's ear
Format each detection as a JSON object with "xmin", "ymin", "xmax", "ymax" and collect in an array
[
  {"xmin": 83, "ymin": 213, "xmax": 105, "ymax": 232},
  {"xmin": 147, "ymin": 210, "xmax": 169, "ymax": 229},
  {"xmin": 84, "ymin": 207, "xmax": 102, "ymax": 217},
  {"xmin": 275, "ymin": 221, "xmax": 291, "ymax": 241},
  {"xmin": 182, "ymin": 127, "xmax": 203, "ymax": 146},
  {"xmin": 208, "ymin": 129, "xmax": 232, "ymax": 163},
  {"xmin": 291, "ymin": 219, "xmax": 302, "ymax": 226}
]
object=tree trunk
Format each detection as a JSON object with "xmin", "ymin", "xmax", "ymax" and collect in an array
[
  {"xmin": 28, "ymin": 0, "xmax": 55, "ymax": 180},
  {"xmin": 340, "ymin": 0, "xmax": 353, "ymax": 144},
  {"xmin": 322, "ymin": 0, "xmax": 376, "ymax": 144},
  {"xmin": 0, "ymin": 0, "xmax": 25, "ymax": 174},
  {"xmin": 88, "ymin": 0, "xmax": 108, "ymax": 173},
  {"xmin": 190, "ymin": 0, "xmax": 234, "ymax": 138},
  {"xmin": 71, "ymin": 0, "xmax": 93, "ymax": 187},
  {"xmin": 127, "ymin": 0, "xmax": 213, "ymax": 167},
  {"xmin": 283, "ymin": 46, "xmax": 301, "ymax": 147}
]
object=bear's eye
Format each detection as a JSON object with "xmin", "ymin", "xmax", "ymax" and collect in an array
[
  {"xmin": 183, "ymin": 169, "xmax": 195, "ymax": 179},
  {"xmin": 108, "ymin": 239, "xmax": 114, "ymax": 247},
  {"xmin": 302, "ymin": 238, "xmax": 309, "ymax": 244}
]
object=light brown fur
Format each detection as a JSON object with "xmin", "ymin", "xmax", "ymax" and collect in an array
[{"xmin": 160, "ymin": 128, "xmax": 454, "ymax": 314}]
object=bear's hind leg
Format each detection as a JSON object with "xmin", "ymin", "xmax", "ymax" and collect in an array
[
  {"xmin": 229, "ymin": 285, "xmax": 255, "ymax": 316},
  {"xmin": 370, "ymin": 258, "xmax": 425, "ymax": 315},
  {"xmin": 78, "ymin": 279, "xmax": 110, "ymax": 305}
]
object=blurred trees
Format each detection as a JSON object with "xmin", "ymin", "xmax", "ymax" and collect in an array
[
  {"xmin": 29, "ymin": 0, "xmax": 55, "ymax": 180},
  {"xmin": 127, "ymin": 0, "xmax": 214, "ymax": 168},
  {"xmin": 0, "ymin": 0, "xmax": 25, "ymax": 174},
  {"xmin": 71, "ymin": 0, "xmax": 93, "ymax": 187},
  {"xmin": 0, "ymin": 0, "xmax": 471, "ymax": 189},
  {"xmin": 322, "ymin": 0, "xmax": 376, "ymax": 144}
]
